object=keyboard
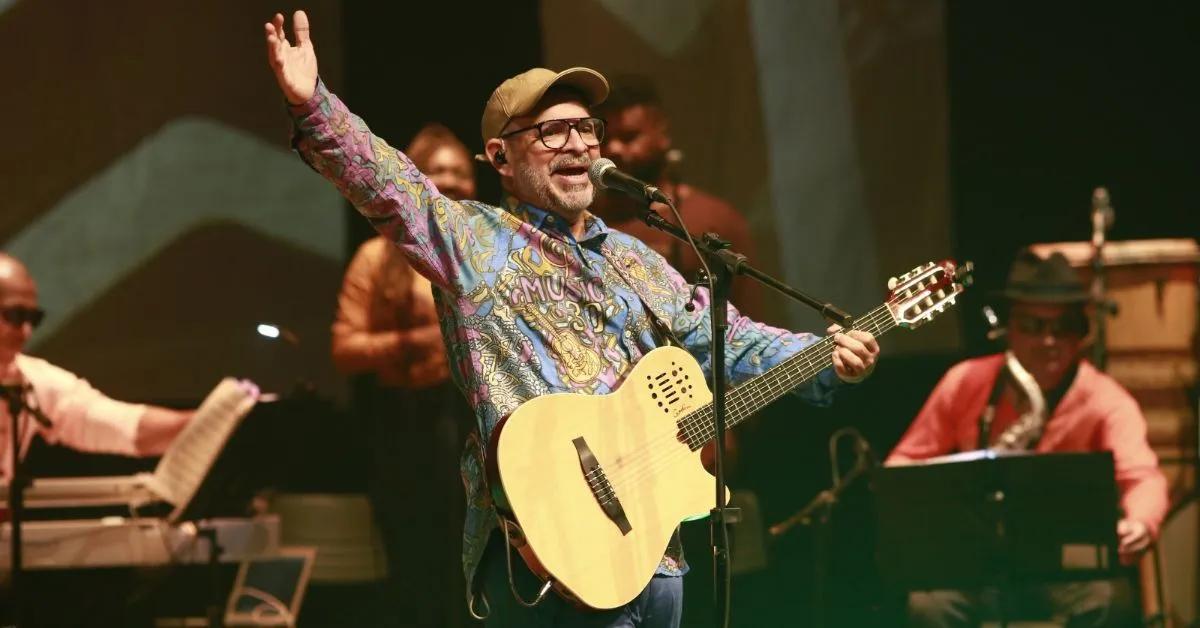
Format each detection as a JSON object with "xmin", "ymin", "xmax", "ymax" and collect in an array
[
  {"xmin": 0, "ymin": 475, "xmax": 160, "ymax": 509},
  {"xmin": 0, "ymin": 514, "xmax": 281, "ymax": 570}
]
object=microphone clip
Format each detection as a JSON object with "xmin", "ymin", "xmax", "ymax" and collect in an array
[
  {"xmin": 684, "ymin": 269, "xmax": 709, "ymax": 312},
  {"xmin": 0, "ymin": 380, "xmax": 53, "ymax": 429}
]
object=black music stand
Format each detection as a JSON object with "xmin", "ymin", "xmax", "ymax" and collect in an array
[
  {"xmin": 158, "ymin": 394, "xmax": 292, "ymax": 628},
  {"xmin": 189, "ymin": 402, "xmax": 291, "ymax": 628},
  {"xmin": 874, "ymin": 450, "xmax": 1121, "ymax": 627}
]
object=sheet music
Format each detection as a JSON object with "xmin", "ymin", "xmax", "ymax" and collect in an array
[{"xmin": 142, "ymin": 378, "xmax": 257, "ymax": 513}]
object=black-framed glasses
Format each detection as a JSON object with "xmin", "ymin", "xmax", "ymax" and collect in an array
[
  {"xmin": 500, "ymin": 117, "xmax": 606, "ymax": 150},
  {"xmin": 0, "ymin": 306, "xmax": 44, "ymax": 329}
]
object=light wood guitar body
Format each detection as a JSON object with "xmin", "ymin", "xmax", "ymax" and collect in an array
[
  {"xmin": 485, "ymin": 260, "xmax": 972, "ymax": 609},
  {"xmin": 489, "ymin": 345, "xmax": 721, "ymax": 610}
]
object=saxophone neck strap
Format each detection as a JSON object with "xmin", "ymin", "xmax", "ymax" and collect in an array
[{"xmin": 976, "ymin": 364, "xmax": 1010, "ymax": 450}]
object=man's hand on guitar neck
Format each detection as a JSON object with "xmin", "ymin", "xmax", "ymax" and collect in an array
[{"xmin": 827, "ymin": 324, "xmax": 879, "ymax": 383}]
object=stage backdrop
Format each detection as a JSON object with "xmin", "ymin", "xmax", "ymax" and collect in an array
[
  {"xmin": 0, "ymin": 1, "xmax": 348, "ymax": 403},
  {"xmin": 541, "ymin": 0, "xmax": 961, "ymax": 353}
]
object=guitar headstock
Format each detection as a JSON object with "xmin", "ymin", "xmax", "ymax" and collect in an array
[{"xmin": 885, "ymin": 260, "xmax": 974, "ymax": 329}]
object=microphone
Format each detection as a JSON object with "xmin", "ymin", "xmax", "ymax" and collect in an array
[
  {"xmin": 588, "ymin": 158, "xmax": 671, "ymax": 205},
  {"xmin": 982, "ymin": 305, "xmax": 1006, "ymax": 340},
  {"xmin": 0, "ymin": 379, "xmax": 53, "ymax": 429},
  {"xmin": 1091, "ymin": 186, "xmax": 1114, "ymax": 247}
]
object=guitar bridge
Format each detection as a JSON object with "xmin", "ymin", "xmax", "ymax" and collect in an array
[{"xmin": 571, "ymin": 437, "xmax": 632, "ymax": 535}]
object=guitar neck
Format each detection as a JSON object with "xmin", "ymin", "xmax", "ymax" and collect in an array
[{"xmin": 682, "ymin": 304, "xmax": 896, "ymax": 450}]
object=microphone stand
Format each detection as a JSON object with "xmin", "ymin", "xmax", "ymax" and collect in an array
[
  {"xmin": 1088, "ymin": 187, "xmax": 1116, "ymax": 372},
  {"xmin": 1, "ymin": 383, "xmax": 30, "ymax": 628},
  {"xmin": 637, "ymin": 208, "xmax": 853, "ymax": 628},
  {"xmin": 768, "ymin": 433, "xmax": 873, "ymax": 628}
]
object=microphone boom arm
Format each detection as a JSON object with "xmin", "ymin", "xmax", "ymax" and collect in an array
[{"xmin": 638, "ymin": 209, "xmax": 854, "ymax": 327}]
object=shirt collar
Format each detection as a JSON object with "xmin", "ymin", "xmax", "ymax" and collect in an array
[{"xmin": 502, "ymin": 195, "xmax": 610, "ymax": 247}]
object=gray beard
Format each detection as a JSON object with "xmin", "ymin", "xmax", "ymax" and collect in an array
[{"xmin": 514, "ymin": 160, "xmax": 595, "ymax": 218}]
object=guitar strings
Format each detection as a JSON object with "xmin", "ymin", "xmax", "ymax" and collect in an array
[
  {"xmin": 587, "ymin": 307, "xmax": 895, "ymax": 507},
  {"xmin": 578, "ymin": 268, "xmax": 959, "ymax": 505},
  {"xmin": 585, "ymin": 304, "xmax": 900, "ymax": 502}
]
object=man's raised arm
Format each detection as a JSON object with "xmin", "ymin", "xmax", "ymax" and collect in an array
[{"xmin": 264, "ymin": 10, "xmax": 474, "ymax": 292}]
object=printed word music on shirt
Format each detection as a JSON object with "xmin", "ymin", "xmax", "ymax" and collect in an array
[{"xmin": 485, "ymin": 259, "xmax": 973, "ymax": 610}]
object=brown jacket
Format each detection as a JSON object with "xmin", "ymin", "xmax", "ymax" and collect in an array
[{"xmin": 332, "ymin": 236, "xmax": 450, "ymax": 390}]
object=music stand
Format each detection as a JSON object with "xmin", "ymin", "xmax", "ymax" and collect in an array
[{"xmin": 874, "ymin": 450, "xmax": 1121, "ymax": 626}]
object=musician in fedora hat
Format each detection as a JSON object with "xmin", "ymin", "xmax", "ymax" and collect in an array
[{"xmin": 886, "ymin": 247, "xmax": 1167, "ymax": 627}]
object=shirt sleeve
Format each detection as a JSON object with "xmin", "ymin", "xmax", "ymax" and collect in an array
[
  {"xmin": 1099, "ymin": 396, "xmax": 1170, "ymax": 537},
  {"xmin": 885, "ymin": 363, "xmax": 968, "ymax": 465},
  {"xmin": 656, "ymin": 246, "xmax": 846, "ymax": 408},
  {"xmin": 287, "ymin": 78, "xmax": 481, "ymax": 294},
  {"xmin": 29, "ymin": 360, "xmax": 145, "ymax": 457},
  {"xmin": 331, "ymin": 237, "xmax": 394, "ymax": 374}
]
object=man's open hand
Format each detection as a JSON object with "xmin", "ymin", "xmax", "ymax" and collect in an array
[{"xmin": 264, "ymin": 10, "xmax": 318, "ymax": 105}]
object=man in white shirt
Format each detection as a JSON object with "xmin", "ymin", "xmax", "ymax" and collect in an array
[{"xmin": 0, "ymin": 253, "xmax": 196, "ymax": 479}]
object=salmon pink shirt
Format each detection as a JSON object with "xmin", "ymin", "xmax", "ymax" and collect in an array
[{"xmin": 886, "ymin": 353, "xmax": 1169, "ymax": 535}]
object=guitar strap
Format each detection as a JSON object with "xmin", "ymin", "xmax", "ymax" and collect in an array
[{"xmin": 598, "ymin": 242, "xmax": 687, "ymax": 350}]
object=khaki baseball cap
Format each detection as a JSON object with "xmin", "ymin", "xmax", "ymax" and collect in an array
[{"xmin": 480, "ymin": 67, "xmax": 610, "ymax": 147}]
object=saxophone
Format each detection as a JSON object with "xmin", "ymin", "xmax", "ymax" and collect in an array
[{"xmin": 990, "ymin": 350, "xmax": 1047, "ymax": 451}]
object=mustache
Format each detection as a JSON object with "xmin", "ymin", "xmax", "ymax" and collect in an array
[{"xmin": 549, "ymin": 156, "xmax": 591, "ymax": 173}]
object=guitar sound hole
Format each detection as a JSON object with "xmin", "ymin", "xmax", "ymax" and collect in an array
[{"xmin": 649, "ymin": 370, "xmax": 686, "ymax": 413}]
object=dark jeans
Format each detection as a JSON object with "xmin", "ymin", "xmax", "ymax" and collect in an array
[
  {"xmin": 479, "ymin": 537, "xmax": 684, "ymax": 628},
  {"xmin": 907, "ymin": 580, "xmax": 1136, "ymax": 627}
]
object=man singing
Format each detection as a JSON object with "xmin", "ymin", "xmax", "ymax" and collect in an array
[
  {"xmin": 887, "ymin": 248, "xmax": 1166, "ymax": 627},
  {"xmin": 0, "ymin": 253, "xmax": 199, "ymax": 480},
  {"xmin": 265, "ymin": 11, "xmax": 880, "ymax": 627}
]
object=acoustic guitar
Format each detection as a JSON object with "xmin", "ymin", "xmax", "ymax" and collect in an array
[{"xmin": 485, "ymin": 259, "xmax": 973, "ymax": 610}]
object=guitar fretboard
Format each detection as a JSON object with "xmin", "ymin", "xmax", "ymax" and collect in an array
[{"xmin": 678, "ymin": 304, "xmax": 896, "ymax": 451}]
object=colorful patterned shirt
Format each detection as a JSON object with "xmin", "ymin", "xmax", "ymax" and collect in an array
[{"xmin": 288, "ymin": 79, "xmax": 850, "ymax": 600}]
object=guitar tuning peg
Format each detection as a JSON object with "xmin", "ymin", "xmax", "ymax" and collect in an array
[{"xmin": 887, "ymin": 277, "xmax": 898, "ymax": 290}]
